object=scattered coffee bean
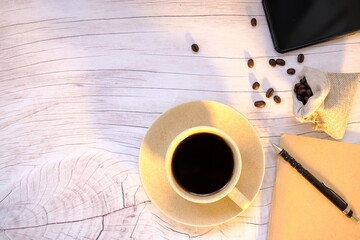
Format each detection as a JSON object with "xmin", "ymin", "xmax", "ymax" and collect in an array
[
  {"xmin": 303, "ymin": 95, "xmax": 309, "ymax": 102},
  {"xmin": 266, "ymin": 88, "xmax": 274, "ymax": 98},
  {"xmin": 297, "ymin": 54, "xmax": 304, "ymax": 63},
  {"xmin": 300, "ymin": 77, "xmax": 306, "ymax": 84},
  {"xmin": 254, "ymin": 100, "xmax": 266, "ymax": 108},
  {"xmin": 276, "ymin": 58, "xmax": 285, "ymax": 66},
  {"xmin": 251, "ymin": 18, "xmax": 257, "ymax": 27},
  {"xmin": 191, "ymin": 43, "xmax": 199, "ymax": 52},
  {"xmin": 269, "ymin": 59, "xmax": 276, "ymax": 67},
  {"xmin": 247, "ymin": 58, "xmax": 254, "ymax": 68},
  {"xmin": 252, "ymin": 82, "xmax": 260, "ymax": 90},
  {"xmin": 273, "ymin": 95, "xmax": 281, "ymax": 103},
  {"xmin": 287, "ymin": 68, "xmax": 296, "ymax": 75}
]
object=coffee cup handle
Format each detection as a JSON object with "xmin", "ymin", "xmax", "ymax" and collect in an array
[{"xmin": 228, "ymin": 187, "xmax": 251, "ymax": 210}]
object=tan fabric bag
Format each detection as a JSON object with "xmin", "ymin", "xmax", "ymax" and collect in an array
[{"xmin": 293, "ymin": 67, "xmax": 359, "ymax": 139}]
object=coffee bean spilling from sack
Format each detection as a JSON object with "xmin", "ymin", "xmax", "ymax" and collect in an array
[
  {"xmin": 294, "ymin": 77, "xmax": 313, "ymax": 105},
  {"xmin": 242, "ymin": 26, "xmax": 305, "ymax": 108}
]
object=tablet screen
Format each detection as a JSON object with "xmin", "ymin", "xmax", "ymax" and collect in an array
[{"xmin": 263, "ymin": 0, "xmax": 360, "ymax": 52}]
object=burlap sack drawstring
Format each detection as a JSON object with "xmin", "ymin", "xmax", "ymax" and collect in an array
[{"xmin": 293, "ymin": 67, "xmax": 359, "ymax": 139}]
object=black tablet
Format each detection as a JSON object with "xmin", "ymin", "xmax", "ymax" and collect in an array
[{"xmin": 262, "ymin": 0, "xmax": 360, "ymax": 53}]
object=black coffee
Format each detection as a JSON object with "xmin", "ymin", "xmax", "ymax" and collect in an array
[{"xmin": 171, "ymin": 133, "xmax": 234, "ymax": 196}]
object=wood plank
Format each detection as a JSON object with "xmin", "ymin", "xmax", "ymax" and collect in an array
[{"xmin": 0, "ymin": 0, "xmax": 359, "ymax": 239}]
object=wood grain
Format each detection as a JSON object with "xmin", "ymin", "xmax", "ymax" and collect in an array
[{"xmin": 0, "ymin": 0, "xmax": 359, "ymax": 239}]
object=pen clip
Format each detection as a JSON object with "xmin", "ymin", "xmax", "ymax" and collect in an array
[{"xmin": 322, "ymin": 183, "xmax": 347, "ymax": 205}]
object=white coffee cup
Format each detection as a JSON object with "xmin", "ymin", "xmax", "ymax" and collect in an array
[{"xmin": 165, "ymin": 126, "xmax": 250, "ymax": 209}]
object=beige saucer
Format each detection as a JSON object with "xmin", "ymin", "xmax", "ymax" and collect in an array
[{"xmin": 139, "ymin": 100, "xmax": 265, "ymax": 226}]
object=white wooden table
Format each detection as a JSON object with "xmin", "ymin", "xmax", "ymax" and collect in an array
[{"xmin": 1, "ymin": 1, "xmax": 359, "ymax": 239}]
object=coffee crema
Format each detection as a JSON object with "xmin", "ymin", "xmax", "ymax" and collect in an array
[{"xmin": 171, "ymin": 133, "xmax": 234, "ymax": 196}]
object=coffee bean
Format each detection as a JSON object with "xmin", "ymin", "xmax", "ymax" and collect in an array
[
  {"xmin": 273, "ymin": 95, "xmax": 281, "ymax": 103},
  {"xmin": 252, "ymin": 82, "xmax": 260, "ymax": 90},
  {"xmin": 306, "ymin": 88, "xmax": 313, "ymax": 97},
  {"xmin": 247, "ymin": 58, "xmax": 254, "ymax": 68},
  {"xmin": 191, "ymin": 43, "xmax": 199, "ymax": 52},
  {"xmin": 298, "ymin": 84, "xmax": 306, "ymax": 91},
  {"xmin": 294, "ymin": 87, "xmax": 299, "ymax": 94},
  {"xmin": 254, "ymin": 100, "xmax": 266, "ymax": 108},
  {"xmin": 276, "ymin": 59, "xmax": 285, "ymax": 66},
  {"xmin": 266, "ymin": 88, "xmax": 274, "ymax": 98},
  {"xmin": 296, "ymin": 94, "xmax": 304, "ymax": 102},
  {"xmin": 294, "ymin": 83, "xmax": 300, "ymax": 93},
  {"xmin": 297, "ymin": 84, "xmax": 306, "ymax": 94},
  {"xmin": 287, "ymin": 68, "xmax": 296, "ymax": 75},
  {"xmin": 269, "ymin": 59, "xmax": 276, "ymax": 67},
  {"xmin": 297, "ymin": 54, "xmax": 304, "ymax": 63},
  {"xmin": 251, "ymin": 18, "xmax": 257, "ymax": 27},
  {"xmin": 297, "ymin": 88, "xmax": 307, "ymax": 95},
  {"xmin": 295, "ymin": 76, "xmax": 312, "ymax": 105}
]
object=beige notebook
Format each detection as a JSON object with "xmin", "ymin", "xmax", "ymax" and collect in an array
[{"xmin": 268, "ymin": 134, "xmax": 360, "ymax": 240}]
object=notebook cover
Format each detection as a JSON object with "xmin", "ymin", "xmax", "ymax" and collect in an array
[{"xmin": 268, "ymin": 134, "xmax": 360, "ymax": 240}]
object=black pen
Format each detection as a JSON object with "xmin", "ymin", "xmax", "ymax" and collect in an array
[{"xmin": 272, "ymin": 143, "xmax": 359, "ymax": 222}]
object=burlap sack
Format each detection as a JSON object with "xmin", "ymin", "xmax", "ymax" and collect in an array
[{"xmin": 293, "ymin": 67, "xmax": 359, "ymax": 139}]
